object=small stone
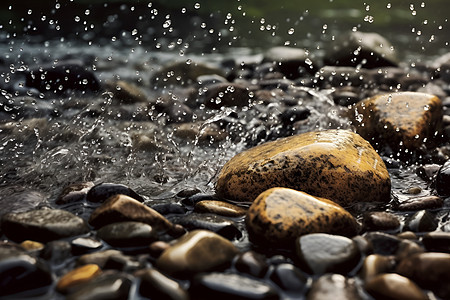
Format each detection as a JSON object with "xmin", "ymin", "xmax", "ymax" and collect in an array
[
  {"xmin": 104, "ymin": 80, "xmax": 148, "ymax": 104},
  {"xmin": 422, "ymin": 231, "xmax": 450, "ymax": 253},
  {"xmin": 317, "ymin": 66, "xmax": 365, "ymax": 87},
  {"xmin": 435, "ymin": 159, "xmax": 450, "ymax": 196},
  {"xmin": 86, "ymin": 182, "xmax": 144, "ymax": 203},
  {"xmin": 295, "ymin": 233, "xmax": 361, "ymax": 275},
  {"xmin": 396, "ymin": 252, "xmax": 450, "ymax": 299},
  {"xmin": 269, "ymin": 263, "xmax": 308, "ymax": 293},
  {"xmin": 246, "ymin": 188, "xmax": 358, "ymax": 246},
  {"xmin": 263, "ymin": 46, "xmax": 318, "ymax": 78},
  {"xmin": 71, "ymin": 237, "xmax": 103, "ymax": 256},
  {"xmin": 88, "ymin": 194, "xmax": 179, "ymax": 236},
  {"xmin": 362, "ymin": 212, "xmax": 400, "ymax": 232},
  {"xmin": 56, "ymin": 182, "xmax": 94, "ymax": 205},
  {"xmin": 149, "ymin": 241, "xmax": 170, "ymax": 258},
  {"xmin": 359, "ymin": 254, "xmax": 395, "ymax": 282},
  {"xmin": 66, "ymin": 271, "xmax": 132, "ymax": 300},
  {"xmin": 416, "ymin": 164, "xmax": 441, "ymax": 182},
  {"xmin": 138, "ymin": 268, "xmax": 189, "ymax": 300},
  {"xmin": 307, "ymin": 274, "xmax": 362, "ymax": 300},
  {"xmin": 40, "ymin": 240, "xmax": 73, "ymax": 265},
  {"xmin": 279, "ymin": 107, "xmax": 310, "ymax": 125},
  {"xmin": 97, "ymin": 221, "xmax": 158, "ymax": 247},
  {"xmin": 172, "ymin": 213, "xmax": 242, "ymax": 240},
  {"xmin": 365, "ymin": 273, "xmax": 428, "ymax": 300},
  {"xmin": 56, "ymin": 264, "xmax": 102, "ymax": 294},
  {"xmin": 404, "ymin": 210, "xmax": 438, "ymax": 232},
  {"xmin": 194, "ymin": 200, "xmax": 247, "ymax": 217},
  {"xmin": 396, "ymin": 195, "xmax": 443, "ymax": 211},
  {"xmin": 1, "ymin": 209, "xmax": 89, "ymax": 243},
  {"xmin": 203, "ymin": 83, "xmax": 251, "ymax": 108},
  {"xmin": 20, "ymin": 240, "xmax": 44, "ymax": 251},
  {"xmin": 190, "ymin": 272, "xmax": 279, "ymax": 300},
  {"xmin": 156, "ymin": 230, "xmax": 239, "ymax": 278},
  {"xmin": 77, "ymin": 249, "xmax": 123, "ymax": 268},
  {"xmin": 216, "ymin": 129, "xmax": 391, "ymax": 206},
  {"xmin": 363, "ymin": 232, "xmax": 401, "ymax": 255},
  {"xmin": 173, "ymin": 122, "xmax": 227, "ymax": 143},
  {"xmin": 333, "ymin": 90, "xmax": 360, "ymax": 106},
  {"xmin": 397, "ymin": 231, "xmax": 418, "ymax": 240},
  {"xmin": 351, "ymin": 92, "xmax": 443, "ymax": 151},
  {"xmin": 234, "ymin": 251, "xmax": 269, "ymax": 278},
  {"xmin": 396, "ymin": 239, "xmax": 424, "ymax": 262}
]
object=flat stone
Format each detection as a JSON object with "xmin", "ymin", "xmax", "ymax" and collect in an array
[
  {"xmin": 269, "ymin": 263, "xmax": 308, "ymax": 293},
  {"xmin": 56, "ymin": 182, "xmax": 94, "ymax": 205},
  {"xmin": 86, "ymin": 182, "xmax": 144, "ymax": 203},
  {"xmin": 88, "ymin": 194, "xmax": 180, "ymax": 237},
  {"xmin": 396, "ymin": 252, "xmax": 450, "ymax": 299},
  {"xmin": 396, "ymin": 195, "xmax": 443, "ymax": 211},
  {"xmin": 56, "ymin": 264, "xmax": 102, "ymax": 294},
  {"xmin": 395, "ymin": 239, "xmax": 425, "ymax": 262},
  {"xmin": 363, "ymin": 232, "xmax": 401, "ymax": 255},
  {"xmin": 71, "ymin": 237, "xmax": 103, "ymax": 256},
  {"xmin": 246, "ymin": 188, "xmax": 358, "ymax": 246},
  {"xmin": 96, "ymin": 221, "xmax": 158, "ymax": 247},
  {"xmin": 156, "ymin": 230, "xmax": 239, "ymax": 278},
  {"xmin": 295, "ymin": 233, "xmax": 361, "ymax": 275},
  {"xmin": 234, "ymin": 251, "xmax": 269, "ymax": 278},
  {"xmin": 263, "ymin": 46, "xmax": 318, "ymax": 78},
  {"xmin": 138, "ymin": 268, "xmax": 189, "ymax": 300},
  {"xmin": 365, "ymin": 273, "xmax": 428, "ymax": 300},
  {"xmin": 194, "ymin": 200, "xmax": 247, "ymax": 217},
  {"xmin": 203, "ymin": 83, "xmax": 251, "ymax": 108},
  {"xmin": 307, "ymin": 274, "xmax": 361, "ymax": 300},
  {"xmin": 351, "ymin": 92, "xmax": 443, "ymax": 151},
  {"xmin": 435, "ymin": 159, "xmax": 450, "ymax": 196},
  {"xmin": 1, "ymin": 209, "xmax": 89, "ymax": 243},
  {"xmin": 20, "ymin": 240, "xmax": 45, "ymax": 251},
  {"xmin": 404, "ymin": 210, "xmax": 438, "ymax": 232},
  {"xmin": 190, "ymin": 272, "xmax": 279, "ymax": 300},
  {"xmin": 77, "ymin": 249, "xmax": 123, "ymax": 268},
  {"xmin": 422, "ymin": 231, "xmax": 450, "ymax": 253},
  {"xmin": 362, "ymin": 212, "xmax": 400, "ymax": 231},
  {"xmin": 216, "ymin": 129, "xmax": 391, "ymax": 206},
  {"xmin": 359, "ymin": 254, "xmax": 395, "ymax": 282}
]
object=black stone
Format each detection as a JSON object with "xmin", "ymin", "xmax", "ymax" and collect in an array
[
  {"xmin": 363, "ymin": 232, "xmax": 401, "ymax": 255},
  {"xmin": 86, "ymin": 182, "xmax": 144, "ymax": 203},
  {"xmin": 422, "ymin": 231, "xmax": 450, "ymax": 253},
  {"xmin": 269, "ymin": 263, "xmax": 308, "ymax": 293},
  {"xmin": 435, "ymin": 160, "xmax": 450, "ymax": 196},
  {"xmin": 97, "ymin": 221, "xmax": 158, "ymax": 247},
  {"xmin": 139, "ymin": 268, "xmax": 189, "ymax": 300},
  {"xmin": 234, "ymin": 251, "xmax": 269, "ymax": 278},
  {"xmin": 280, "ymin": 107, "xmax": 310, "ymax": 125},
  {"xmin": 404, "ymin": 210, "xmax": 438, "ymax": 232},
  {"xmin": 40, "ymin": 240, "xmax": 73, "ymax": 265}
]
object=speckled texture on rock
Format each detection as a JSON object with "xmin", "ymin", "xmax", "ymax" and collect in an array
[
  {"xmin": 351, "ymin": 92, "xmax": 443, "ymax": 150},
  {"xmin": 246, "ymin": 188, "xmax": 359, "ymax": 245},
  {"xmin": 216, "ymin": 129, "xmax": 390, "ymax": 206}
]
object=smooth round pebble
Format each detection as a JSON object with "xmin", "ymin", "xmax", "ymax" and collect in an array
[
  {"xmin": 194, "ymin": 200, "xmax": 247, "ymax": 217},
  {"xmin": 365, "ymin": 273, "xmax": 428, "ymax": 300},
  {"xmin": 307, "ymin": 274, "xmax": 361, "ymax": 300},
  {"xmin": 56, "ymin": 264, "xmax": 102, "ymax": 294},
  {"xmin": 234, "ymin": 251, "xmax": 269, "ymax": 278},
  {"xmin": 97, "ymin": 221, "xmax": 158, "ymax": 247},
  {"xmin": 362, "ymin": 212, "xmax": 400, "ymax": 232},
  {"xmin": 138, "ymin": 268, "xmax": 189, "ymax": 300}
]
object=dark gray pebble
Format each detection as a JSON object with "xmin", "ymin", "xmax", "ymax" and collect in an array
[
  {"xmin": 234, "ymin": 251, "xmax": 269, "ymax": 278},
  {"xmin": 97, "ymin": 221, "xmax": 158, "ymax": 247},
  {"xmin": 435, "ymin": 159, "xmax": 450, "ymax": 196},
  {"xmin": 362, "ymin": 232, "xmax": 401, "ymax": 255},
  {"xmin": 40, "ymin": 240, "xmax": 72, "ymax": 265},
  {"xmin": 404, "ymin": 210, "xmax": 438, "ymax": 232},
  {"xmin": 138, "ymin": 268, "xmax": 189, "ymax": 300},
  {"xmin": 422, "ymin": 231, "xmax": 450, "ymax": 253},
  {"xmin": 269, "ymin": 263, "xmax": 308, "ymax": 293},
  {"xmin": 306, "ymin": 274, "xmax": 361, "ymax": 300},
  {"xmin": 86, "ymin": 182, "xmax": 144, "ymax": 203}
]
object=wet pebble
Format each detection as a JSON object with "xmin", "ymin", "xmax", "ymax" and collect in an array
[
  {"xmin": 190, "ymin": 272, "xmax": 279, "ymax": 300},
  {"xmin": 234, "ymin": 250, "xmax": 269, "ymax": 278},
  {"xmin": 86, "ymin": 182, "xmax": 144, "ymax": 203},
  {"xmin": 359, "ymin": 254, "xmax": 395, "ymax": 282},
  {"xmin": 295, "ymin": 233, "xmax": 361, "ymax": 275},
  {"xmin": 395, "ymin": 239, "xmax": 424, "ymax": 262},
  {"xmin": 404, "ymin": 210, "xmax": 438, "ymax": 232},
  {"xmin": 20, "ymin": 240, "xmax": 45, "ymax": 252},
  {"xmin": 77, "ymin": 249, "xmax": 123, "ymax": 268},
  {"xmin": 422, "ymin": 231, "xmax": 450, "ymax": 253},
  {"xmin": 435, "ymin": 159, "xmax": 450, "ymax": 196},
  {"xmin": 365, "ymin": 273, "xmax": 428, "ymax": 300},
  {"xmin": 194, "ymin": 200, "xmax": 247, "ymax": 217},
  {"xmin": 217, "ymin": 129, "xmax": 390, "ymax": 206},
  {"xmin": 203, "ymin": 82, "xmax": 251, "ymax": 108},
  {"xmin": 103, "ymin": 80, "xmax": 148, "ymax": 104},
  {"xmin": 71, "ymin": 236, "xmax": 103, "ymax": 255},
  {"xmin": 56, "ymin": 182, "xmax": 94, "ymax": 205},
  {"xmin": 0, "ymin": 186, "xmax": 47, "ymax": 215},
  {"xmin": 363, "ymin": 232, "xmax": 401, "ymax": 255},
  {"xmin": 40, "ymin": 240, "xmax": 73, "ymax": 265},
  {"xmin": 1, "ymin": 208, "xmax": 89, "ymax": 243},
  {"xmin": 307, "ymin": 274, "xmax": 361, "ymax": 300},
  {"xmin": 246, "ymin": 188, "xmax": 358, "ymax": 246},
  {"xmin": 263, "ymin": 46, "xmax": 318, "ymax": 78},
  {"xmin": 269, "ymin": 263, "xmax": 308, "ymax": 293},
  {"xmin": 396, "ymin": 195, "xmax": 443, "ymax": 211},
  {"xmin": 417, "ymin": 164, "xmax": 441, "ymax": 181},
  {"xmin": 96, "ymin": 221, "xmax": 158, "ymax": 247},
  {"xmin": 156, "ymin": 230, "xmax": 239, "ymax": 277},
  {"xmin": 138, "ymin": 268, "xmax": 189, "ymax": 300},
  {"xmin": 56, "ymin": 264, "xmax": 102, "ymax": 294},
  {"xmin": 362, "ymin": 212, "xmax": 400, "ymax": 232}
]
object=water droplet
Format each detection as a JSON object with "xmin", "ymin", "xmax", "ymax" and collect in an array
[
  {"xmin": 288, "ymin": 28, "xmax": 295, "ymax": 35},
  {"xmin": 194, "ymin": 3, "xmax": 201, "ymax": 9}
]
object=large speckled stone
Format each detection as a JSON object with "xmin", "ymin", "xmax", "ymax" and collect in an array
[
  {"xmin": 1, "ymin": 209, "xmax": 89, "ymax": 243},
  {"xmin": 156, "ymin": 230, "xmax": 239, "ymax": 278},
  {"xmin": 351, "ymin": 92, "xmax": 442, "ymax": 150},
  {"xmin": 246, "ymin": 188, "xmax": 359, "ymax": 246},
  {"xmin": 216, "ymin": 129, "xmax": 390, "ymax": 206}
]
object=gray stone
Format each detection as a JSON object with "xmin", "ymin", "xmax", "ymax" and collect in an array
[
  {"xmin": 307, "ymin": 274, "xmax": 361, "ymax": 300},
  {"xmin": 138, "ymin": 268, "xmax": 189, "ymax": 300},
  {"xmin": 97, "ymin": 221, "xmax": 158, "ymax": 247}
]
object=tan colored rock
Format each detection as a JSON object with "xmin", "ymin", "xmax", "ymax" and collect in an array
[
  {"xmin": 246, "ymin": 188, "xmax": 359, "ymax": 246},
  {"xmin": 351, "ymin": 92, "xmax": 442, "ymax": 150},
  {"xmin": 365, "ymin": 273, "xmax": 427, "ymax": 300},
  {"xmin": 104, "ymin": 80, "xmax": 148, "ymax": 104},
  {"xmin": 156, "ymin": 230, "xmax": 239, "ymax": 278},
  {"xmin": 56, "ymin": 264, "xmax": 102, "ymax": 293},
  {"xmin": 20, "ymin": 240, "xmax": 44, "ymax": 251},
  {"xmin": 194, "ymin": 200, "xmax": 247, "ymax": 217},
  {"xmin": 216, "ymin": 129, "xmax": 390, "ymax": 206}
]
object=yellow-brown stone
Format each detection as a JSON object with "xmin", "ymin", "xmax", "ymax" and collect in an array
[
  {"xmin": 20, "ymin": 240, "xmax": 44, "ymax": 251},
  {"xmin": 365, "ymin": 273, "xmax": 427, "ymax": 300},
  {"xmin": 216, "ymin": 129, "xmax": 390, "ymax": 206},
  {"xmin": 351, "ymin": 92, "xmax": 442, "ymax": 150},
  {"xmin": 56, "ymin": 264, "xmax": 101, "ymax": 293},
  {"xmin": 246, "ymin": 188, "xmax": 359, "ymax": 246},
  {"xmin": 194, "ymin": 200, "xmax": 247, "ymax": 217}
]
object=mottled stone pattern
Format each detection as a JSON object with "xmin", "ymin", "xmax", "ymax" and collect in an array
[
  {"xmin": 216, "ymin": 129, "xmax": 390, "ymax": 206},
  {"xmin": 352, "ymin": 92, "xmax": 443, "ymax": 150},
  {"xmin": 246, "ymin": 188, "xmax": 358, "ymax": 245}
]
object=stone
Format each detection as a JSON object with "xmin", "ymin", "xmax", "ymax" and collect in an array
[
  {"xmin": 246, "ymin": 188, "xmax": 358, "ymax": 246},
  {"xmin": 104, "ymin": 80, "xmax": 148, "ymax": 104},
  {"xmin": 295, "ymin": 233, "xmax": 361, "ymax": 275},
  {"xmin": 395, "ymin": 239, "xmax": 424, "ymax": 262},
  {"xmin": 362, "ymin": 212, "xmax": 400, "ymax": 232},
  {"xmin": 422, "ymin": 231, "xmax": 450, "ymax": 253},
  {"xmin": 417, "ymin": 164, "xmax": 441, "ymax": 182},
  {"xmin": 71, "ymin": 237, "xmax": 103, "ymax": 256},
  {"xmin": 279, "ymin": 107, "xmax": 310, "ymax": 125},
  {"xmin": 88, "ymin": 194, "xmax": 181, "ymax": 237},
  {"xmin": 351, "ymin": 92, "xmax": 443, "ymax": 151},
  {"xmin": 190, "ymin": 272, "xmax": 279, "ymax": 300},
  {"xmin": 156, "ymin": 230, "xmax": 239, "ymax": 277},
  {"xmin": 66, "ymin": 271, "xmax": 132, "ymax": 300},
  {"xmin": 56, "ymin": 182, "xmax": 94, "ymax": 205},
  {"xmin": 77, "ymin": 249, "xmax": 123, "ymax": 268},
  {"xmin": 173, "ymin": 122, "xmax": 227, "ymax": 143},
  {"xmin": 263, "ymin": 46, "xmax": 318, "ymax": 78},
  {"xmin": 269, "ymin": 263, "xmax": 308, "ymax": 293},
  {"xmin": 1, "ymin": 209, "xmax": 89, "ymax": 243},
  {"xmin": 234, "ymin": 251, "xmax": 269, "ymax": 278},
  {"xmin": 395, "ymin": 195, "xmax": 443, "ymax": 211},
  {"xmin": 194, "ymin": 200, "xmax": 247, "ymax": 217},
  {"xmin": 365, "ymin": 273, "xmax": 428, "ymax": 300},
  {"xmin": 138, "ymin": 268, "xmax": 189, "ymax": 300},
  {"xmin": 325, "ymin": 31, "xmax": 398, "ymax": 68},
  {"xmin": 0, "ymin": 186, "xmax": 47, "ymax": 216},
  {"xmin": 86, "ymin": 182, "xmax": 144, "ymax": 203},
  {"xmin": 396, "ymin": 252, "xmax": 450, "ymax": 299},
  {"xmin": 97, "ymin": 221, "xmax": 158, "ymax": 247},
  {"xmin": 151, "ymin": 61, "xmax": 225, "ymax": 87},
  {"xmin": 307, "ymin": 274, "xmax": 361, "ymax": 300},
  {"xmin": 216, "ymin": 129, "xmax": 391, "ymax": 206},
  {"xmin": 317, "ymin": 66, "xmax": 366, "ymax": 87},
  {"xmin": 363, "ymin": 232, "xmax": 401, "ymax": 255},
  {"xmin": 203, "ymin": 83, "xmax": 251, "ymax": 108},
  {"xmin": 149, "ymin": 241, "xmax": 170, "ymax": 258},
  {"xmin": 435, "ymin": 159, "xmax": 450, "ymax": 196},
  {"xmin": 20, "ymin": 240, "xmax": 44, "ymax": 251},
  {"xmin": 56, "ymin": 264, "xmax": 102, "ymax": 294},
  {"xmin": 359, "ymin": 254, "xmax": 395, "ymax": 282},
  {"xmin": 404, "ymin": 210, "xmax": 438, "ymax": 232},
  {"xmin": 0, "ymin": 246, "xmax": 53, "ymax": 297},
  {"xmin": 172, "ymin": 213, "xmax": 241, "ymax": 240},
  {"xmin": 40, "ymin": 240, "xmax": 73, "ymax": 265}
]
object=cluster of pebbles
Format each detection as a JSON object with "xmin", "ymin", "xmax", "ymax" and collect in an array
[{"xmin": 1, "ymin": 30, "xmax": 450, "ymax": 299}]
